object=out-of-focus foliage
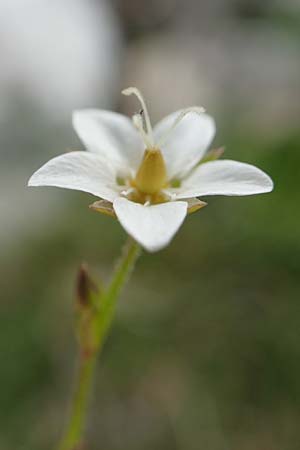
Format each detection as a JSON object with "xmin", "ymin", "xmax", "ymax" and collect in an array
[{"xmin": 0, "ymin": 1, "xmax": 299, "ymax": 449}]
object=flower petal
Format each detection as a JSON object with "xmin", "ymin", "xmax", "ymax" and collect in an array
[
  {"xmin": 73, "ymin": 109, "xmax": 144, "ymax": 173},
  {"xmin": 113, "ymin": 198, "xmax": 188, "ymax": 252},
  {"xmin": 28, "ymin": 151, "xmax": 120, "ymax": 202},
  {"xmin": 153, "ymin": 111, "xmax": 215, "ymax": 179},
  {"xmin": 176, "ymin": 160, "xmax": 274, "ymax": 198}
]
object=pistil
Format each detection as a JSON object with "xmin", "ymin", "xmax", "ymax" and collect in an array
[{"xmin": 134, "ymin": 147, "xmax": 167, "ymax": 195}]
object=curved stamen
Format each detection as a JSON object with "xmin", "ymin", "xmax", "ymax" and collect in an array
[
  {"xmin": 122, "ymin": 87, "xmax": 154, "ymax": 146},
  {"xmin": 157, "ymin": 106, "xmax": 205, "ymax": 148},
  {"xmin": 132, "ymin": 114, "xmax": 153, "ymax": 148}
]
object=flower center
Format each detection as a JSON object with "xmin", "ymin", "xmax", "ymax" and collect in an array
[{"xmin": 121, "ymin": 87, "xmax": 205, "ymax": 202}]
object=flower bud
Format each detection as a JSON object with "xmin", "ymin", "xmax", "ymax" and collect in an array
[{"xmin": 76, "ymin": 263, "xmax": 98, "ymax": 308}]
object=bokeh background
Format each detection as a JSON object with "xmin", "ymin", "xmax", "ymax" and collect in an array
[{"xmin": 0, "ymin": 0, "xmax": 299, "ymax": 449}]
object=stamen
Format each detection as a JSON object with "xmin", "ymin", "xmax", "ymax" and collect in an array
[
  {"xmin": 162, "ymin": 190, "xmax": 177, "ymax": 201},
  {"xmin": 121, "ymin": 187, "xmax": 135, "ymax": 197},
  {"xmin": 157, "ymin": 106, "xmax": 205, "ymax": 148},
  {"xmin": 132, "ymin": 114, "xmax": 153, "ymax": 148},
  {"xmin": 122, "ymin": 87, "xmax": 154, "ymax": 146}
]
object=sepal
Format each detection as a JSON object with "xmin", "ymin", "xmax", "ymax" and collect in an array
[
  {"xmin": 186, "ymin": 198, "xmax": 207, "ymax": 214},
  {"xmin": 89, "ymin": 200, "xmax": 116, "ymax": 218}
]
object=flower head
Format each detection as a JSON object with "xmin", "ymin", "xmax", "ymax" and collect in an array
[{"xmin": 28, "ymin": 87, "xmax": 273, "ymax": 252}]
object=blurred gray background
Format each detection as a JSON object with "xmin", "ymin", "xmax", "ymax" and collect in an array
[{"xmin": 0, "ymin": 0, "xmax": 299, "ymax": 449}]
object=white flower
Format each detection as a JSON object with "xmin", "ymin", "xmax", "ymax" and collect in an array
[{"xmin": 28, "ymin": 87, "xmax": 273, "ymax": 252}]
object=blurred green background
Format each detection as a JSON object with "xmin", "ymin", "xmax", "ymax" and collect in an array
[{"xmin": 0, "ymin": 0, "xmax": 299, "ymax": 449}]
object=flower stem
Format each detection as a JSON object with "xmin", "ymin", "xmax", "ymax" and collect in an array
[{"xmin": 57, "ymin": 237, "xmax": 141, "ymax": 450}]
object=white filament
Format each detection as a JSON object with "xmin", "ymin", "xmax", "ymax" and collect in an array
[
  {"xmin": 162, "ymin": 190, "xmax": 177, "ymax": 201},
  {"xmin": 122, "ymin": 87, "xmax": 154, "ymax": 146},
  {"xmin": 157, "ymin": 106, "xmax": 205, "ymax": 148},
  {"xmin": 132, "ymin": 114, "xmax": 153, "ymax": 148},
  {"xmin": 121, "ymin": 187, "xmax": 134, "ymax": 197}
]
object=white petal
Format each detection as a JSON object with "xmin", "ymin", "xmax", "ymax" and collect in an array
[
  {"xmin": 153, "ymin": 111, "xmax": 215, "ymax": 179},
  {"xmin": 28, "ymin": 151, "xmax": 120, "ymax": 202},
  {"xmin": 177, "ymin": 160, "xmax": 274, "ymax": 198},
  {"xmin": 73, "ymin": 109, "xmax": 144, "ymax": 173},
  {"xmin": 113, "ymin": 198, "xmax": 188, "ymax": 252}
]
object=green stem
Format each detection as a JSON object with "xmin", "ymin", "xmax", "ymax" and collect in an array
[{"xmin": 57, "ymin": 237, "xmax": 141, "ymax": 450}]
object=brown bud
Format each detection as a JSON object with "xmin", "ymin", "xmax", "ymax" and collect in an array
[{"xmin": 76, "ymin": 263, "xmax": 98, "ymax": 308}]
